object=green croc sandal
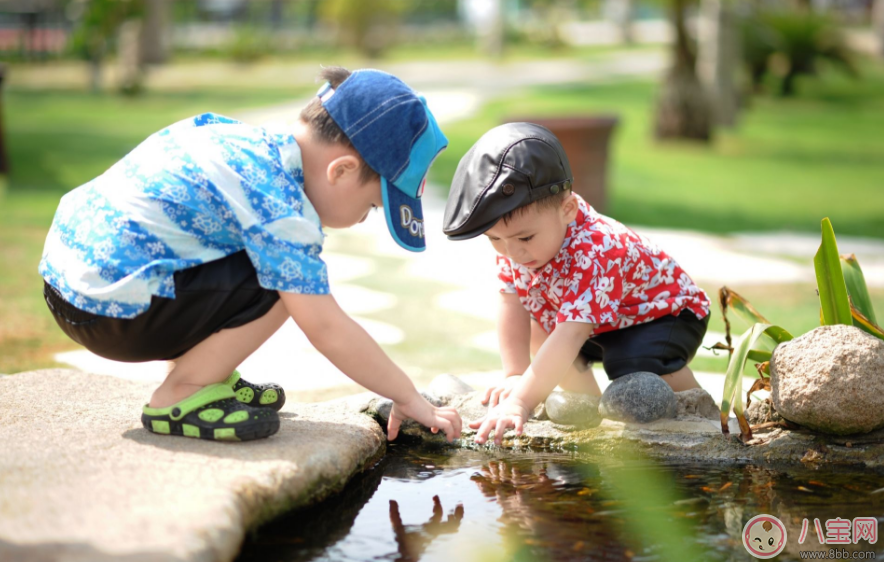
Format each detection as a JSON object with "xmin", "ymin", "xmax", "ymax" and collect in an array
[
  {"xmin": 224, "ymin": 370, "xmax": 286, "ymax": 411},
  {"xmin": 142, "ymin": 383, "xmax": 279, "ymax": 442}
]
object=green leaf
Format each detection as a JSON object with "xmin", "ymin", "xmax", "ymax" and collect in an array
[
  {"xmin": 747, "ymin": 350, "xmax": 773, "ymax": 363},
  {"xmin": 721, "ymin": 324, "xmax": 793, "ymax": 440},
  {"xmin": 841, "ymin": 254, "xmax": 877, "ymax": 325},
  {"xmin": 814, "ymin": 218, "xmax": 852, "ymax": 326}
]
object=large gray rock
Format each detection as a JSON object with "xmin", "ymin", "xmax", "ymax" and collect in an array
[
  {"xmin": 676, "ymin": 388, "xmax": 720, "ymax": 421},
  {"xmin": 0, "ymin": 370, "xmax": 385, "ymax": 562},
  {"xmin": 599, "ymin": 372, "xmax": 677, "ymax": 424},
  {"xmin": 771, "ymin": 325, "xmax": 884, "ymax": 435},
  {"xmin": 544, "ymin": 390, "xmax": 602, "ymax": 428}
]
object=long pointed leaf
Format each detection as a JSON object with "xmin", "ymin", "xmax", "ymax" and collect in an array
[
  {"xmin": 852, "ymin": 304, "xmax": 884, "ymax": 341},
  {"xmin": 721, "ymin": 326, "xmax": 756, "ymax": 434},
  {"xmin": 722, "ymin": 287, "xmax": 771, "ymax": 325},
  {"xmin": 814, "ymin": 218, "xmax": 852, "ymax": 326},
  {"xmin": 842, "ymin": 254, "xmax": 877, "ymax": 325},
  {"xmin": 720, "ymin": 323, "xmax": 793, "ymax": 440},
  {"xmin": 718, "ymin": 287, "xmax": 771, "ymax": 356}
]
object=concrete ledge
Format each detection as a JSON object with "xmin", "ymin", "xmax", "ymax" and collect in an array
[
  {"xmin": 0, "ymin": 370, "xmax": 385, "ymax": 562},
  {"xmin": 363, "ymin": 389, "xmax": 884, "ymax": 470}
]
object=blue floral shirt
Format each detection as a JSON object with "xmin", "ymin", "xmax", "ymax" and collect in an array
[{"xmin": 39, "ymin": 113, "xmax": 329, "ymax": 319}]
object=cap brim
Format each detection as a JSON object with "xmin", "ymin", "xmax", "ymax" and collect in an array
[
  {"xmin": 382, "ymin": 177, "xmax": 426, "ymax": 252},
  {"xmin": 444, "ymin": 215, "xmax": 501, "ymax": 241}
]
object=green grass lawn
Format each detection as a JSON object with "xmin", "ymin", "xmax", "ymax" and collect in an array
[
  {"xmin": 6, "ymin": 88, "xmax": 304, "ymax": 192},
  {"xmin": 430, "ymin": 61, "xmax": 884, "ymax": 239}
]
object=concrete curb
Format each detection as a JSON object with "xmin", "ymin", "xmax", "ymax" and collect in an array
[{"xmin": 0, "ymin": 370, "xmax": 385, "ymax": 562}]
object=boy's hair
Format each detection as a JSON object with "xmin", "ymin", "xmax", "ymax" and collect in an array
[
  {"xmin": 499, "ymin": 190, "xmax": 569, "ymax": 225},
  {"xmin": 300, "ymin": 66, "xmax": 380, "ymax": 186}
]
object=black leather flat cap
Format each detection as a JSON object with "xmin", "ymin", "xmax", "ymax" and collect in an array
[{"xmin": 443, "ymin": 122, "xmax": 573, "ymax": 240}]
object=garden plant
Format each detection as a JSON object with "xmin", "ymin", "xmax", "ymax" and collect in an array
[{"xmin": 717, "ymin": 218, "xmax": 884, "ymax": 442}]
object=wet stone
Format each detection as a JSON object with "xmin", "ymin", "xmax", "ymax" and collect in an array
[
  {"xmin": 372, "ymin": 391, "xmax": 444, "ymax": 427},
  {"xmin": 543, "ymin": 391, "xmax": 602, "ymax": 428},
  {"xmin": 599, "ymin": 372, "xmax": 677, "ymax": 424}
]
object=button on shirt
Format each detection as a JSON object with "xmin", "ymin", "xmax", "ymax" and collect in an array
[
  {"xmin": 39, "ymin": 113, "xmax": 329, "ymax": 319},
  {"xmin": 497, "ymin": 195, "xmax": 710, "ymax": 335}
]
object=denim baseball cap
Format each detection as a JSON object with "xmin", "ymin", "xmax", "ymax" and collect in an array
[{"xmin": 318, "ymin": 69, "xmax": 448, "ymax": 252}]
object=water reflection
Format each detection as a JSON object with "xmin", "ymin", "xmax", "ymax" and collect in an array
[
  {"xmin": 389, "ymin": 495, "xmax": 464, "ymax": 562},
  {"xmin": 470, "ymin": 459, "xmax": 628, "ymax": 561},
  {"xmin": 238, "ymin": 447, "xmax": 884, "ymax": 562}
]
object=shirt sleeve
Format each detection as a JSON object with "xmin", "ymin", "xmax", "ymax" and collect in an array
[
  {"xmin": 556, "ymin": 262, "xmax": 623, "ymax": 326},
  {"xmin": 243, "ymin": 217, "xmax": 329, "ymax": 295},
  {"xmin": 497, "ymin": 254, "xmax": 517, "ymax": 294}
]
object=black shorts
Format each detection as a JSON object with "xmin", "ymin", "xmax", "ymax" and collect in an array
[
  {"xmin": 579, "ymin": 310, "xmax": 709, "ymax": 380},
  {"xmin": 44, "ymin": 251, "xmax": 280, "ymax": 362}
]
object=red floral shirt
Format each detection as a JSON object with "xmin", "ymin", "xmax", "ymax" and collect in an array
[{"xmin": 497, "ymin": 195, "xmax": 710, "ymax": 335}]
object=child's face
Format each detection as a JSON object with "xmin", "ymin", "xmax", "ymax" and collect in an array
[{"xmin": 484, "ymin": 195, "xmax": 578, "ymax": 269}]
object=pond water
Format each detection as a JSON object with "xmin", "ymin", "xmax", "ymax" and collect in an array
[{"xmin": 237, "ymin": 446, "xmax": 884, "ymax": 562}]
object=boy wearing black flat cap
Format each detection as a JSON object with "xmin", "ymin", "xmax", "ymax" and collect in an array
[{"xmin": 443, "ymin": 123, "xmax": 711, "ymax": 445}]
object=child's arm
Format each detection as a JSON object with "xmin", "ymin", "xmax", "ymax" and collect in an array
[
  {"xmin": 482, "ymin": 292, "xmax": 531, "ymax": 406},
  {"xmin": 280, "ymin": 291, "xmax": 463, "ymax": 442},
  {"xmin": 470, "ymin": 321, "xmax": 596, "ymax": 445}
]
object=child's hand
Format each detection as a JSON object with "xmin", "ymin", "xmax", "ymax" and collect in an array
[
  {"xmin": 469, "ymin": 400, "xmax": 530, "ymax": 446},
  {"xmin": 481, "ymin": 375, "xmax": 522, "ymax": 408},
  {"xmin": 388, "ymin": 393, "xmax": 462, "ymax": 443}
]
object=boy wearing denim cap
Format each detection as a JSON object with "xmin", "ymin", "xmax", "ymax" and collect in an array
[
  {"xmin": 40, "ymin": 67, "xmax": 462, "ymax": 443},
  {"xmin": 443, "ymin": 123, "xmax": 710, "ymax": 445}
]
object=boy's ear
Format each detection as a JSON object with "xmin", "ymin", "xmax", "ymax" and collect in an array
[
  {"xmin": 326, "ymin": 154, "xmax": 361, "ymax": 185},
  {"xmin": 561, "ymin": 192, "xmax": 579, "ymax": 222}
]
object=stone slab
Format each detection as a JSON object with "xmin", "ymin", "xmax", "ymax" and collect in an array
[
  {"xmin": 361, "ymin": 386, "xmax": 884, "ymax": 470},
  {"xmin": 0, "ymin": 370, "xmax": 385, "ymax": 562}
]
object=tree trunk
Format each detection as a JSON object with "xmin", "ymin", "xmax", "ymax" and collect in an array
[
  {"xmin": 0, "ymin": 64, "xmax": 8, "ymax": 175},
  {"xmin": 874, "ymin": 0, "xmax": 884, "ymax": 58},
  {"xmin": 655, "ymin": 0, "xmax": 713, "ymax": 141},
  {"xmin": 604, "ymin": 0, "xmax": 635, "ymax": 45},
  {"xmin": 780, "ymin": 70, "xmax": 798, "ymax": 97},
  {"xmin": 140, "ymin": 0, "xmax": 170, "ymax": 65},
  {"xmin": 480, "ymin": 0, "xmax": 505, "ymax": 59},
  {"xmin": 698, "ymin": 0, "xmax": 740, "ymax": 127},
  {"xmin": 118, "ymin": 19, "xmax": 144, "ymax": 95},
  {"xmin": 89, "ymin": 56, "xmax": 103, "ymax": 93}
]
